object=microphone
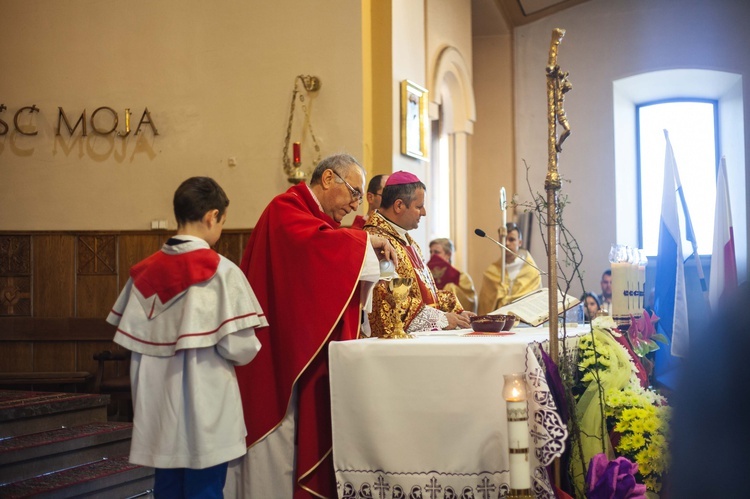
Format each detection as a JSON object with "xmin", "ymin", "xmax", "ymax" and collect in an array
[{"xmin": 474, "ymin": 228, "xmax": 548, "ymax": 275}]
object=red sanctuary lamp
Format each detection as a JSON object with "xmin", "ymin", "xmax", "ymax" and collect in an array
[
  {"xmin": 287, "ymin": 141, "xmax": 306, "ymax": 185},
  {"xmin": 293, "ymin": 142, "xmax": 301, "ymax": 166},
  {"xmin": 283, "ymin": 75, "xmax": 321, "ymax": 185}
]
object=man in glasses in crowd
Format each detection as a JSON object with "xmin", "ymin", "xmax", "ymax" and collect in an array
[{"xmin": 228, "ymin": 154, "xmax": 397, "ymax": 498}]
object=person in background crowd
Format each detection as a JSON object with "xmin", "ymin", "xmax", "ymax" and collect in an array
[
  {"xmin": 580, "ymin": 291, "xmax": 601, "ymax": 321},
  {"xmin": 428, "ymin": 237, "xmax": 477, "ymax": 314},
  {"xmin": 477, "ymin": 222, "xmax": 542, "ymax": 315},
  {"xmin": 598, "ymin": 269, "xmax": 613, "ymax": 315},
  {"xmin": 351, "ymin": 173, "xmax": 389, "ymax": 229}
]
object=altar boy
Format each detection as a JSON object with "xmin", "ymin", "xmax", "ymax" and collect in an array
[{"xmin": 107, "ymin": 177, "xmax": 267, "ymax": 498}]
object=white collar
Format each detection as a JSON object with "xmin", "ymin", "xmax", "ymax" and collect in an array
[
  {"xmin": 306, "ymin": 183, "xmax": 325, "ymax": 213},
  {"xmin": 380, "ymin": 214, "xmax": 409, "ymax": 240},
  {"xmin": 163, "ymin": 235, "xmax": 210, "ymax": 254}
]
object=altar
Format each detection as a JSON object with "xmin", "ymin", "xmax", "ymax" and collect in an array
[{"xmin": 329, "ymin": 325, "xmax": 586, "ymax": 499}]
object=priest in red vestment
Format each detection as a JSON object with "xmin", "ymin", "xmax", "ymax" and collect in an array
[
  {"xmin": 227, "ymin": 154, "xmax": 397, "ymax": 499},
  {"xmin": 364, "ymin": 171, "xmax": 473, "ymax": 336},
  {"xmin": 427, "ymin": 237, "xmax": 477, "ymax": 313},
  {"xmin": 350, "ymin": 173, "xmax": 388, "ymax": 229}
]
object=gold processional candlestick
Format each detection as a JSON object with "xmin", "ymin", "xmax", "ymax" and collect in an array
[
  {"xmin": 545, "ymin": 27, "xmax": 572, "ymax": 366},
  {"xmin": 545, "ymin": 27, "xmax": 571, "ymax": 493}
]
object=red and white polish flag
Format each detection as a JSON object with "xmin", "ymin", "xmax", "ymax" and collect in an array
[{"xmin": 709, "ymin": 156, "xmax": 738, "ymax": 312}]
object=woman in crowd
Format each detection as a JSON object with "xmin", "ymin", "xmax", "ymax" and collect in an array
[{"xmin": 580, "ymin": 292, "xmax": 601, "ymax": 322}]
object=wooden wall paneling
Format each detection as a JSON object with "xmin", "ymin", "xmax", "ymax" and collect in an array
[
  {"xmin": 0, "ymin": 342, "xmax": 33, "ymax": 372},
  {"xmin": 33, "ymin": 234, "xmax": 76, "ymax": 317},
  {"xmin": 117, "ymin": 234, "xmax": 165, "ymax": 290},
  {"xmin": 76, "ymin": 275, "xmax": 120, "ymax": 318},
  {"xmin": 33, "ymin": 341, "xmax": 76, "ymax": 372},
  {"xmin": 0, "ymin": 277, "xmax": 32, "ymax": 316},
  {"xmin": 0, "ymin": 235, "xmax": 32, "ymax": 317},
  {"xmin": 215, "ymin": 232, "xmax": 244, "ymax": 266},
  {"xmin": 77, "ymin": 235, "xmax": 117, "ymax": 275},
  {"xmin": 0, "ymin": 235, "xmax": 31, "ymax": 275}
]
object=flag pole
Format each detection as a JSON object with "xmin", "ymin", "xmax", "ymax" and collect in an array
[
  {"xmin": 664, "ymin": 130, "xmax": 710, "ymax": 304},
  {"xmin": 709, "ymin": 156, "xmax": 738, "ymax": 311}
]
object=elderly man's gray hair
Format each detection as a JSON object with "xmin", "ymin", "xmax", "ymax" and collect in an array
[{"xmin": 310, "ymin": 154, "xmax": 363, "ymax": 185}]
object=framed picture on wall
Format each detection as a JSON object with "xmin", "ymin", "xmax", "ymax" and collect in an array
[{"xmin": 400, "ymin": 80, "xmax": 429, "ymax": 160}]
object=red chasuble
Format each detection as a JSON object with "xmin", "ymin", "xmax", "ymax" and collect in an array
[
  {"xmin": 237, "ymin": 182, "xmax": 368, "ymax": 498},
  {"xmin": 350, "ymin": 214, "xmax": 366, "ymax": 230},
  {"xmin": 426, "ymin": 253, "xmax": 461, "ymax": 290}
]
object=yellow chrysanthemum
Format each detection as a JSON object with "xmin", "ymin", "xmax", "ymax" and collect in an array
[
  {"xmin": 629, "ymin": 419, "xmax": 645, "ymax": 434},
  {"xmin": 574, "ymin": 322, "xmax": 670, "ymax": 493}
]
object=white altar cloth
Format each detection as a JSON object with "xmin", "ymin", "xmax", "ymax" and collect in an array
[{"xmin": 329, "ymin": 325, "xmax": 586, "ymax": 499}]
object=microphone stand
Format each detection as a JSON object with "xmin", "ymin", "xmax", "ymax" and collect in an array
[
  {"xmin": 500, "ymin": 188, "xmax": 507, "ymax": 285},
  {"xmin": 474, "ymin": 229, "xmax": 547, "ymax": 275}
]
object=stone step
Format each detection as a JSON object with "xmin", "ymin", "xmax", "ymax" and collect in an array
[
  {"xmin": 0, "ymin": 455, "xmax": 154, "ymax": 499},
  {"xmin": 0, "ymin": 421, "xmax": 133, "ymax": 484},
  {"xmin": 0, "ymin": 390, "xmax": 109, "ymax": 438}
]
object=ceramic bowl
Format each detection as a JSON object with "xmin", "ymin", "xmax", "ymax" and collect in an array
[
  {"xmin": 469, "ymin": 314, "xmax": 508, "ymax": 333},
  {"xmin": 502, "ymin": 314, "xmax": 517, "ymax": 331}
]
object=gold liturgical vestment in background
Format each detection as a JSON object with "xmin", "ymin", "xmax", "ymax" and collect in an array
[{"xmin": 477, "ymin": 251, "xmax": 542, "ymax": 316}]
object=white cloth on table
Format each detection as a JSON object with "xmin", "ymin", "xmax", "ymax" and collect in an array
[{"xmin": 329, "ymin": 327, "xmax": 585, "ymax": 497}]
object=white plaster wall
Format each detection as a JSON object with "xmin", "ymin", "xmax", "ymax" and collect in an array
[
  {"xmin": 390, "ymin": 0, "xmax": 429, "ymax": 248},
  {"xmin": 470, "ymin": 33, "xmax": 515, "ymax": 292},
  {"xmin": 0, "ymin": 0, "xmax": 362, "ymax": 230},
  {"xmin": 425, "ymin": 0, "xmax": 474, "ymax": 270},
  {"xmin": 427, "ymin": 0, "xmax": 473, "ymax": 85},
  {"xmin": 514, "ymin": 0, "xmax": 750, "ymax": 293}
]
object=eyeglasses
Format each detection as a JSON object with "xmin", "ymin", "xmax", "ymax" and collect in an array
[{"xmin": 332, "ymin": 170, "xmax": 363, "ymax": 203}]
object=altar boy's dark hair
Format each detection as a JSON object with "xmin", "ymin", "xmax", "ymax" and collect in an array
[{"xmin": 173, "ymin": 176, "xmax": 229, "ymax": 227}]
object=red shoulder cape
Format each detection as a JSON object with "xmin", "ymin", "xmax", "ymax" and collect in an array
[
  {"xmin": 237, "ymin": 183, "xmax": 368, "ymax": 497},
  {"xmin": 130, "ymin": 248, "xmax": 219, "ymax": 304}
]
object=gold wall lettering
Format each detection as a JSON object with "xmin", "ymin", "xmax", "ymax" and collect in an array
[{"xmin": 0, "ymin": 105, "xmax": 159, "ymax": 137}]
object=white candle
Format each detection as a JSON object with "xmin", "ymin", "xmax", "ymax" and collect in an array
[
  {"xmin": 637, "ymin": 249, "xmax": 647, "ymax": 312},
  {"xmin": 627, "ymin": 247, "xmax": 639, "ymax": 316},
  {"xmin": 629, "ymin": 262, "xmax": 638, "ymax": 316},
  {"xmin": 507, "ymin": 400, "xmax": 531, "ymax": 489},
  {"xmin": 504, "ymin": 373, "xmax": 530, "ymax": 492},
  {"xmin": 610, "ymin": 261, "xmax": 630, "ymax": 319}
]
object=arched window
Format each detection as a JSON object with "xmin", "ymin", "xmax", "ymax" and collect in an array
[
  {"xmin": 427, "ymin": 47, "xmax": 476, "ymax": 271},
  {"xmin": 637, "ymin": 99, "xmax": 718, "ymax": 256},
  {"xmin": 613, "ymin": 69, "xmax": 746, "ymax": 277}
]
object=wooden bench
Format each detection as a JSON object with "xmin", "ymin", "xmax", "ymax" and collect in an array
[{"xmin": 0, "ymin": 371, "xmax": 92, "ymax": 387}]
